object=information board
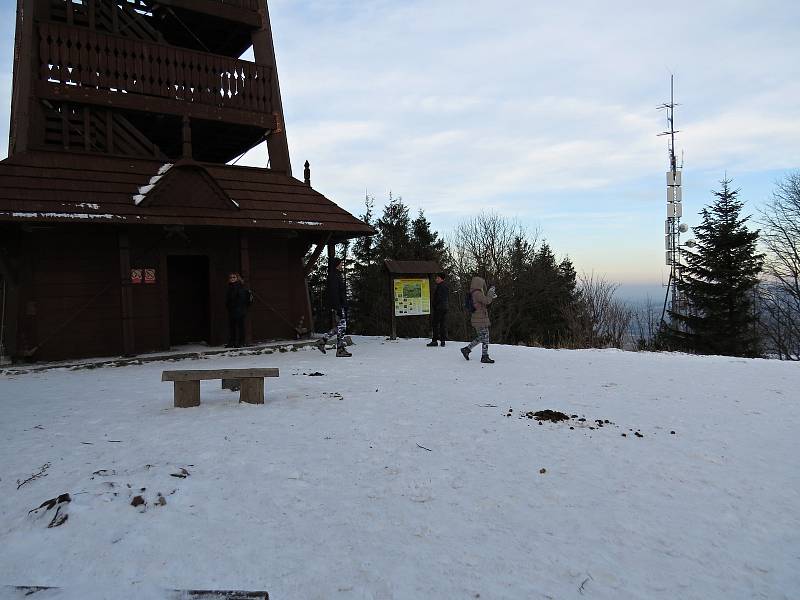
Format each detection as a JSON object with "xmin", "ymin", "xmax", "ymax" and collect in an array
[{"xmin": 393, "ymin": 278, "xmax": 430, "ymax": 316}]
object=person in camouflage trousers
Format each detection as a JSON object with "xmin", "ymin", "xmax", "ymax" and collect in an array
[
  {"xmin": 461, "ymin": 276, "xmax": 497, "ymax": 364},
  {"xmin": 317, "ymin": 257, "xmax": 352, "ymax": 357}
]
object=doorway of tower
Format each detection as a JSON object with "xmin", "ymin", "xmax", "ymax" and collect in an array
[{"xmin": 167, "ymin": 255, "xmax": 210, "ymax": 346}]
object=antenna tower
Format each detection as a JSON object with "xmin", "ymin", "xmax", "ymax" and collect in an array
[{"xmin": 658, "ymin": 75, "xmax": 687, "ymax": 322}]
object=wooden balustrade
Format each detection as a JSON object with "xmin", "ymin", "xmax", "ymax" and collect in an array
[{"xmin": 38, "ymin": 22, "xmax": 273, "ymax": 115}]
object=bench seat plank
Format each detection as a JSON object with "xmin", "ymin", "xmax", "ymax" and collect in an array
[{"xmin": 162, "ymin": 368, "xmax": 279, "ymax": 382}]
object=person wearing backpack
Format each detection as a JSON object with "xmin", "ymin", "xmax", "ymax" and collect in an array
[
  {"xmin": 426, "ymin": 273, "xmax": 449, "ymax": 347},
  {"xmin": 461, "ymin": 276, "xmax": 497, "ymax": 363},
  {"xmin": 225, "ymin": 272, "xmax": 250, "ymax": 348}
]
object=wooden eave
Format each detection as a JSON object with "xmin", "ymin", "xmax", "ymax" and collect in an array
[
  {"xmin": 0, "ymin": 151, "xmax": 375, "ymax": 237},
  {"xmin": 384, "ymin": 259, "xmax": 442, "ymax": 275},
  {"xmin": 156, "ymin": 0, "xmax": 262, "ymax": 28}
]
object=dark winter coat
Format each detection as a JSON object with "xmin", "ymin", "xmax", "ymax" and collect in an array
[
  {"xmin": 432, "ymin": 281, "xmax": 449, "ymax": 313},
  {"xmin": 327, "ymin": 268, "xmax": 348, "ymax": 313},
  {"xmin": 469, "ymin": 276, "xmax": 493, "ymax": 329},
  {"xmin": 226, "ymin": 282, "xmax": 250, "ymax": 319}
]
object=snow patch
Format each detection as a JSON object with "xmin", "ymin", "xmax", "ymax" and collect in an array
[
  {"xmin": 134, "ymin": 163, "xmax": 173, "ymax": 205},
  {"xmin": 7, "ymin": 211, "xmax": 120, "ymax": 220}
]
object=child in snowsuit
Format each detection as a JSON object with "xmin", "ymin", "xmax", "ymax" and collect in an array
[{"xmin": 461, "ymin": 276, "xmax": 497, "ymax": 363}]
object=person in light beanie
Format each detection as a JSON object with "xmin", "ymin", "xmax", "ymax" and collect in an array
[{"xmin": 461, "ymin": 276, "xmax": 497, "ymax": 363}]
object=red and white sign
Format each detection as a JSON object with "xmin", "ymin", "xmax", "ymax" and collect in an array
[
  {"xmin": 130, "ymin": 269, "xmax": 143, "ymax": 284},
  {"xmin": 144, "ymin": 268, "xmax": 156, "ymax": 284}
]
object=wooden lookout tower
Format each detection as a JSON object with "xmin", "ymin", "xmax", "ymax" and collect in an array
[{"xmin": 0, "ymin": 0, "xmax": 373, "ymax": 362}]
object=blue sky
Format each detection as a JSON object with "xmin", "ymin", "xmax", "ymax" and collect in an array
[{"xmin": 1, "ymin": 0, "xmax": 798, "ymax": 301}]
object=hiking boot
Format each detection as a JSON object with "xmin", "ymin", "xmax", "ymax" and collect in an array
[
  {"xmin": 336, "ymin": 347, "xmax": 352, "ymax": 357},
  {"xmin": 315, "ymin": 338, "xmax": 327, "ymax": 354},
  {"xmin": 426, "ymin": 341, "xmax": 439, "ymax": 347},
  {"xmin": 460, "ymin": 347, "xmax": 471, "ymax": 361},
  {"xmin": 440, "ymin": 341, "xmax": 446, "ymax": 347},
  {"xmin": 480, "ymin": 355, "xmax": 495, "ymax": 364}
]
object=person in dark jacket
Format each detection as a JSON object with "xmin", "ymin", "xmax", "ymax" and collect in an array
[
  {"xmin": 427, "ymin": 273, "xmax": 449, "ymax": 347},
  {"xmin": 225, "ymin": 272, "xmax": 250, "ymax": 347},
  {"xmin": 316, "ymin": 257, "xmax": 352, "ymax": 357}
]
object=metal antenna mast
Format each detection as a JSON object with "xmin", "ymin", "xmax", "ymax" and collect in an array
[{"xmin": 658, "ymin": 75, "xmax": 687, "ymax": 323}]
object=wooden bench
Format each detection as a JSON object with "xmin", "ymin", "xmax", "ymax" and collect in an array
[{"xmin": 162, "ymin": 368, "xmax": 279, "ymax": 408}]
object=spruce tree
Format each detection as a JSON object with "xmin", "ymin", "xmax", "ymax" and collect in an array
[
  {"xmin": 669, "ymin": 178, "xmax": 763, "ymax": 357},
  {"xmin": 410, "ymin": 210, "xmax": 448, "ymax": 264},
  {"xmin": 375, "ymin": 193, "xmax": 413, "ymax": 260},
  {"xmin": 349, "ymin": 195, "xmax": 383, "ymax": 334}
]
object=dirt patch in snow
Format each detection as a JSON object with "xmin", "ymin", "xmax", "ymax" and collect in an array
[
  {"xmin": 506, "ymin": 408, "xmax": 677, "ymax": 438},
  {"xmin": 530, "ymin": 409, "xmax": 570, "ymax": 422}
]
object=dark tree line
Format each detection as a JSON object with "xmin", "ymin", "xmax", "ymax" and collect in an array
[
  {"xmin": 308, "ymin": 194, "xmax": 613, "ymax": 348},
  {"xmin": 307, "ymin": 194, "xmax": 450, "ymax": 339},
  {"xmin": 308, "ymin": 174, "xmax": 800, "ymax": 360}
]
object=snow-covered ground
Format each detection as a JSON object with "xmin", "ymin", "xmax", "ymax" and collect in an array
[{"xmin": 1, "ymin": 337, "xmax": 798, "ymax": 599}]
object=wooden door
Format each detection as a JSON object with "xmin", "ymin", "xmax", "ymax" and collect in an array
[{"xmin": 167, "ymin": 255, "xmax": 210, "ymax": 346}]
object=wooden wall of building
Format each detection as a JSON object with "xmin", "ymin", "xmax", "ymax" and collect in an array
[
  {"xmin": 127, "ymin": 226, "xmax": 242, "ymax": 354},
  {"xmin": 13, "ymin": 225, "xmax": 122, "ymax": 362},
  {"xmin": 248, "ymin": 232, "xmax": 312, "ymax": 342},
  {"xmin": 3, "ymin": 223, "xmax": 313, "ymax": 363}
]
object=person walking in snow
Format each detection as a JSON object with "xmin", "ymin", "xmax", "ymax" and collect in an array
[
  {"xmin": 427, "ymin": 273, "xmax": 449, "ymax": 347},
  {"xmin": 461, "ymin": 276, "xmax": 497, "ymax": 363},
  {"xmin": 316, "ymin": 257, "xmax": 352, "ymax": 357},
  {"xmin": 225, "ymin": 272, "xmax": 250, "ymax": 348}
]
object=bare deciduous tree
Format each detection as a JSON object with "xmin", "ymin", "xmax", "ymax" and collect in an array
[
  {"xmin": 449, "ymin": 212, "xmax": 532, "ymax": 283},
  {"xmin": 448, "ymin": 213, "xmax": 539, "ymax": 343},
  {"xmin": 632, "ymin": 296, "xmax": 661, "ymax": 350},
  {"xmin": 562, "ymin": 272, "xmax": 633, "ymax": 349},
  {"xmin": 758, "ymin": 172, "xmax": 800, "ymax": 360}
]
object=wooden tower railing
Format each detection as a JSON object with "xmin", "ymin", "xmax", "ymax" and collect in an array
[{"xmin": 39, "ymin": 23, "xmax": 274, "ymax": 114}]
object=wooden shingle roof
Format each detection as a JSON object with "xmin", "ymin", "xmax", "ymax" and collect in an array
[{"xmin": 0, "ymin": 151, "xmax": 373, "ymax": 237}]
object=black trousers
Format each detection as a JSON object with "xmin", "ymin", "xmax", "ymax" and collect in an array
[
  {"xmin": 432, "ymin": 310, "xmax": 447, "ymax": 342},
  {"xmin": 228, "ymin": 315, "xmax": 245, "ymax": 347}
]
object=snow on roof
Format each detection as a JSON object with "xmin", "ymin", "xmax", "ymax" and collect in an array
[
  {"xmin": 286, "ymin": 220, "xmax": 324, "ymax": 226},
  {"xmin": 7, "ymin": 211, "xmax": 121, "ymax": 220},
  {"xmin": 134, "ymin": 163, "xmax": 173, "ymax": 205}
]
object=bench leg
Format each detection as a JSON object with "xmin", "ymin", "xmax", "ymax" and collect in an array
[
  {"xmin": 174, "ymin": 381, "xmax": 201, "ymax": 408},
  {"xmin": 239, "ymin": 377, "xmax": 264, "ymax": 405},
  {"xmin": 222, "ymin": 378, "xmax": 241, "ymax": 391}
]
